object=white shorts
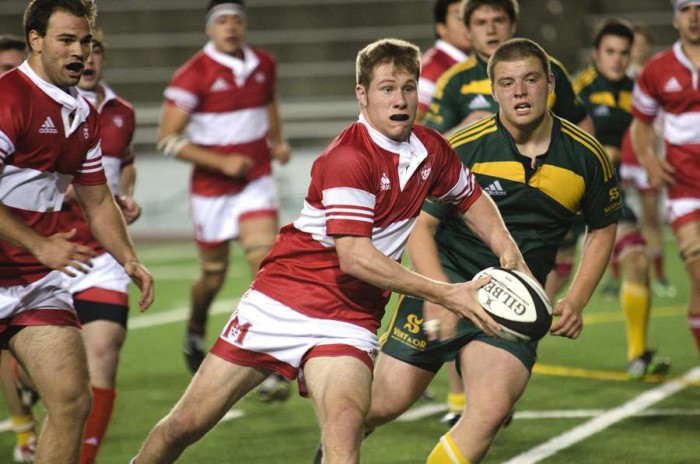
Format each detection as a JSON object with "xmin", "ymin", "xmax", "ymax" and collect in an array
[
  {"xmin": 668, "ymin": 197, "xmax": 700, "ymax": 231},
  {"xmin": 619, "ymin": 163, "xmax": 654, "ymax": 192},
  {"xmin": 190, "ymin": 175, "xmax": 279, "ymax": 247},
  {"xmin": 0, "ymin": 271, "xmax": 79, "ymax": 331},
  {"xmin": 211, "ymin": 289, "xmax": 378, "ymax": 394},
  {"xmin": 63, "ymin": 252, "xmax": 130, "ymax": 298}
]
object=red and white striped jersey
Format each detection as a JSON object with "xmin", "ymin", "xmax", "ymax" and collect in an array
[
  {"xmin": 60, "ymin": 83, "xmax": 136, "ymax": 254},
  {"xmin": 633, "ymin": 42, "xmax": 700, "ymax": 197},
  {"xmin": 164, "ymin": 42, "xmax": 276, "ymax": 196},
  {"xmin": 252, "ymin": 117, "xmax": 481, "ymax": 333},
  {"xmin": 0, "ymin": 63, "xmax": 105, "ymax": 285},
  {"xmin": 419, "ymin": 40, "xmax": 469, "ymax": 113}
]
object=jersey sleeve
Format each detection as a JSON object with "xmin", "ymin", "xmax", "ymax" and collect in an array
[
  {"xmin": 0, "ymin": 89, "xmax": 22, "ymax": 165},
  {"xmin": 631, "ymin": 63, "xmax": 660, "ymax": 123},
  {"xmin": 424, "ymin": 71, "xmax": 463, "ymax": 133},
  {"xmin": 428, "ymin": 137, "xmax": 482, "ymax": 213},
  {"xmin": 163, "ymin": 62, "xmax": 202, "ymax": 113},
  {"xmin": 316, "ymin": 146, "xmax": 376, "ymax": 238},
  {"xmin": 550, "ymin": 59, "xmax": 588, "ymax": 125},
  {"xmin": 579, "ymin": 139, "xmax": 622, "ymax": 229}
]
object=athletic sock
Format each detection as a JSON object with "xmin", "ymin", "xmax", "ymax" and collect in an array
[
  {"xmin": 688, "ymin": 314, "xmax": 700, "ymax": 356},
  {"xmin": 427, "ymin": 432, "xmax": 470, "ymax": 464},
  {"xmin": 447, "ymin": 392, "xmax": 465, "ymax": 415},
  {"xmin": 80, "ymin": 386, "xmax": 117, "ymax": 464},
  {"xmin": 10, "ymin": 414, "xmax": 36, "ymax": 448},
  {"xmin": 621, "ymin": 281, "xmax": 650, "ymax": 361}
]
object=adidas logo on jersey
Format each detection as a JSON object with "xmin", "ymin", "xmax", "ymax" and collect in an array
[
  {"xmin": 39, "ymin": 116, "xmax": 58, "ymax": 134},
  {"xmin": 484, "ymin": 180, "xmax": 506, "ymax": 196},
  {"xmin": 469, "ymin": 94, "xmax": 491, "ymax": 110},
  {"xmin": 210, "ymin": 77, "xmax": 231, "ymax": 92},
  {"xmin": 663, "ymin": 77, "xmax": 682, "ymax": 93},
  {"xmin": 380, "ymin": 172, "xmax": 391, "ymax": 191},
  {"xmin": 593, "ymin": 105, "xmax": 610, "ymax": 117}
]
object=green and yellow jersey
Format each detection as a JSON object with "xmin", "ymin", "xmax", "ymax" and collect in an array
[
  {"xmin": 572, "ymin": 65, "xmax": 633, "ymax": 148},
  {"xmin": 424, "ymin": 53, "xmax": 588, "ymax": 134},
  {"xmin": 424, "ymin": 115, "xmax": 622, "ymax": 285}
]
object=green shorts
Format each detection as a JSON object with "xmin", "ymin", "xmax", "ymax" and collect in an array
[{"xmin": 379, "ymin": 294, "xmax": 538, "ymax": 373}]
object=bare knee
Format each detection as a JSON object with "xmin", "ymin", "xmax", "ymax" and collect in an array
[
  {"xmin": 44, "ymin": 381, "xmax": 92, "ymax": 424},
  {"xmin": 196, "ymin": 267, "xmax": 227, "ymax": 294},
  {"xmin": 621, "ymin": 248, "xmax": 649, "ymax": 284},
  {"xmin": 159, "ymin": 408, "xmax": 210, "ymax": 447}
]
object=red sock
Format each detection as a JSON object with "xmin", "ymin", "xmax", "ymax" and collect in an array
[
  {"xmin": 610, "ymin": 261, "xmax": 620, "ymax": 279},
  {"xmin": 688, "ymin": 314, "xmax": 700, "ymax": 356},
  {"xmin": 80, "ymin": 386, "xmax": 117, "ymax": 464},
  {"xmin": 653, "ymin": 253, "xmax": 666, "ymax": 281}
]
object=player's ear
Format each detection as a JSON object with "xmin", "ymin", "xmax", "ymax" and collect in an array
[
  {"xmin": 28, "ymin": 30, "xmax": 42, "ymax": 54},
  {"xmin": 356, "ymin": 84, "xmax": 368, "ymax": 107},
  {"xmin": 547, "ymin": 72, "xmax": 555, "ymax": 96}
]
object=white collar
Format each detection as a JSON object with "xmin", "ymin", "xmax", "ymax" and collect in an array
[
  {"xmin": 358, "ymin": 114, "xmax": 428, "ymax": 191},
  {"xmin": 19, "ymin": 61, "xmax": 91, "ymax": 137},
  {"xmin": 203, "ymin": 41, "xmax": 259, "ymax": 87},
  {"xmin": 434, "ymin": 40, "xmax": 469, "ymax": 63},
  {"xmin": 77, "ymin": 82, "xmax": 117, "ymax": 113}
]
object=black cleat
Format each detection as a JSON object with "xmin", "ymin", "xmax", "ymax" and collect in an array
[
  {"xmin": 183, "ymin": 332, "xmax": 206, "ymax": 374},
  {"xmin": 257, "ymin": 373, "xmax": 291, "ymax": 403},
  {"xmin": 312, "ymin": 442, "xmax": 323, "ymax": 464},
  {"xmin": 627, "ymin": 350, "xmax": 671, "ymax": 380}
]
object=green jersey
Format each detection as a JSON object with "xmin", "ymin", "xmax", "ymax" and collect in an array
[
  {"xmin": 424, "ymin": 53, "xmax": 588, "ymax": 133},
  {"xmin": 572, "ymin": 65, "xmax": 633, "ymax": 148},
  {"xmin": 424, "ymin": 115, "xmax": 622, "ymax": 284}
]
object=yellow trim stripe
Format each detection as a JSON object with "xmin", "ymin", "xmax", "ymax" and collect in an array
[
  {"xmin": 378, "ymin": 294, "xmax": 405, "ymax": 347},
  {"xmin": 572, "ymin": 66, "xmax": 597, "ymax": 94},
  {"xmin": 448, "ymin": 116, "xmax": 497, "ymax": 148},
  {"xmin": 560, "ymin": 118, "xmax": 614, "ymax": 180},
  {"xmin": 459, "ymin": 79, "xmax": 491, "ymax": 96},
  {"xmin": 433, "ymin": 56, "xmax": 478, "ymax": 100},
  {"xmin": 470, "ymin": 161, "xmax": 525, "ymax": 183}
]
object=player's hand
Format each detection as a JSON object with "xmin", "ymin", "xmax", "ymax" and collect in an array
[
  {"xmin": 220, "ymin": 155, "xmax": 253, "ymax": 178},
  {"xmin": 602, "ymin": 145, "xmax": 620, "ymax": 164},
  {"xmin": 270, "ymin": 141, "xmax": 291, "ymax": 165},
  {"xmin": 440, "ymin": 277, "xmax": 500, "ymax": 338},
  {"xmin": 499, "ymin": 247, "xmax": 530, "ymax": 275},
  {"xmin": 549, "ymin": 297, "xmax": 583, "ymax": 339},
  {"xmin": 124, "ymin": 260, "xmax": 154, "ymax": 312},
  {"xmin": 641, "ymin": 155, "xmax": 675, "ymax": 188},
  {"xmin": 32, "ymin": 229, "xmax": 96, "ymax": 277},
  {"xmin": 422, "ymin": 301, "xmax": 460, "ymax": 342},
  {"xmin": 116, "ymin": 195, "xmax": 142, "ymax": 225}
]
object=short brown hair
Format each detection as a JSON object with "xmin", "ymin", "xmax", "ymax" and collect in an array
[
  {"xmin": 355, "ymin": 38, "xmax": 420, "ymax": 88},
  {"xmin": 592, "ymin": 18, "xmax": 634, "ymax": 49},
  {"xmin": 462, "ymin": 0, "xmax": 519, "ymax": 27},
  {"xmin": 487, "ymin": 38, "xmax": 551, "ymax": 83},
  {"xmin": 0, "ymin": 34, "xmax": 26, "ymax": 53},
  {"xmin": 24, "ymin": 0, "xmax": 97, "ymax": 44}
]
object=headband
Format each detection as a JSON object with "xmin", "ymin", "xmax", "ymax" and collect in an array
[{"xmin": 206, "ymin": 3, "xmax": 247, "ymax": 28}]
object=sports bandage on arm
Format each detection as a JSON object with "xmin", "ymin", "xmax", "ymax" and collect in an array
[{"xmin": 157, "ymin": 134, "xmax": 190, "ymax": 158}]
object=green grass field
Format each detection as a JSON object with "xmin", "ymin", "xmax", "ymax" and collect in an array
[{"xmin": 1, "ymin": 235, "xmax": 698, "ymax": 463}]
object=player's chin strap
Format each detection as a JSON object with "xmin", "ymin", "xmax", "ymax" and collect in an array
[
  {"xmin": 206, "ymin": 3, "xmax": 246, "ymax": 28},
  {"xmin": 680, "ymin": 239, "xmax": 700, "ymax": 266},
  {"xmin": 157, "ymin": 134, "xmax": 190, "ymax": 158}
]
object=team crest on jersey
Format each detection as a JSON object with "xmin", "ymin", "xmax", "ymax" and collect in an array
[
  {"xmin": 113, "ymin": 116, "xmax": 124, "ymax": 128},
  {"xmin": 254, "ymin": 72, "xmax": 266, "ymax": 83},
  {"xmin": 380, "ymin": 172, "xmax": 391, "ymax": 191},
  {"xmin": 39, "ymin": 116, "xmax": 58, "ymax": 134},
  {"xmin": 609, "ymin": 186, "xmax": 620, "ymax": 201},
  {"xmin": 83, "ymin": 126, "xmax": 89, "ymax": 139},
  {"xmin": 420, "ymin": 164, "xmax": 432, "ymax": 181}
]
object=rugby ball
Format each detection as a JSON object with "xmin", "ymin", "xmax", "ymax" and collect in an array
[{"xmin": 473, "ymin": 267, "xmax": 552, "ymax": 342}]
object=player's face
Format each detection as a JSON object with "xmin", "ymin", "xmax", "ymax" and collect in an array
[
  {"xmin": 492, "ymin": 57, "xmax": 553, "ymax": 130},
  {"xmin": 466, "ymin": 6, "xmax": 515, "ymax": 61},
  {"xmin": 79, "ymin": 45, "xmax": 104, "ymax": 91},
  {"xmin": 674, "ymin": 4, "xmax": 700, "ymax": 45},
  {"xmin": 0, "ymin": 49, "xmax": 24, "ymax": 77},
  {"xmin": 593, "ymin": 35, "xmax": 631, "ymax": 82},
  {"xmin": 437, "ymin": 2, "xmax": 471, "ymax": 53},
  {"xmin": 356, "ymin": 63, "xmax": 418, "ymax": 142},
  {"xmin": 28, "ymin": 10, "xmax": 92, "ymax": 87},
  {"xmin": 207, "ymin": 13, "xmax": 247, "ymax": 56},
  {"xmin": 630, "ymin": 32, "xmax": 652, "ymax": 67}
]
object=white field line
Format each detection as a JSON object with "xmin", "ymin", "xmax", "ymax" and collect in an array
[
  {"xmin": 504, "ymin": 366, "xmax": 700, "ymax": 464},
  {"xmin": 128, "ymin": 298, "xmax": 239, "ymax": 330}
]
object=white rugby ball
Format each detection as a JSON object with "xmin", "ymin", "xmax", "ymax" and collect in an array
[{"xmin": 473, "ymin": 267, "xmax": 552, "ymax": 342}]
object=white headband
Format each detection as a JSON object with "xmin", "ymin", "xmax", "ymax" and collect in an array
[{"xmin": 206, "ymin": 3, "xmax": 246, "ymax": 28}]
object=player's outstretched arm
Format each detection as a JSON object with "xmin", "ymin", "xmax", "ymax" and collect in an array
[
  {"xmin": 630, "ymin": 118, "xmax": 675, "ymax": 188},
  {"xmin": 0, "ymin": 203, "xmax": 95, "ymax": 276},
  {"xmin": 73, "ymin": 183, "xmax": 154, "ymax": 311},
  {"xmin": 335, "ymin": 235, "xmax": 500, "ymax": 336},
  {"xmin": 459, "ymin": 193, "xmax": 528, "ymax": 275},
  {"xmin": 266, "ymin": 100, "xmax": 290, "ymax": 165},
  {"xmin": 550, "ymin": 222, "xmax": 617, "ymax": 339},
  {"xmin": 157, "ymin": 104, "xmax": 252, "ymax": 178}
]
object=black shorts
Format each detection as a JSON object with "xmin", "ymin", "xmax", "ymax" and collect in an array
[{"xmin": 74, "ymin": 298, "xmax": 128, "ymax": 328}]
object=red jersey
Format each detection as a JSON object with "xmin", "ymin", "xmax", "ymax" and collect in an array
[
  {"xmin": 59, "ymin": 84, "xmax": 136, "ymax": 254},
  {"xmin": 252, "ymin": 118, "xmax": 482, "ymax": 333},
  {"xmin": 164, "ymin": 42, "xmax": 276, "ymax": 196},
  {"xmin": 633, "ymin": 42, "xmax": 700, "ymax": 198},
  {"xmin": 419, "ymin": 40, "xmax": 468, "ymax": 113},
  {"xmin": 0, "ymin": 63, "xmax": 106, "ymax": 285}
]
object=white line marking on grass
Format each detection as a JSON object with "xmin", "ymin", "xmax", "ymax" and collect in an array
[
  {"xmin": 504, "ymin": 366, "xmax": 700, "ymax": 464},
  {"xmin": 396, "ymin": 403, "xmax": 449, "ymax": 422},
  {"xmin": 0, "ymin": 419, "xmax": 10, "ymax": 433},
  {"xmin": 220, "ymin": 408, "xmax": 245, "ymax": 423},
  {"xmin": 128, "ymin": 298, "xmax": 239, "ymax": 330}
]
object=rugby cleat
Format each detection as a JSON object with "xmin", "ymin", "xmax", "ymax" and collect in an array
[
  {"xmin": 257, "ymin": 373, "xmax": 291, "ymax": 403},
  {"xmin": 440, "ymin": 412, "xmax": 461, "ymax": 428},
  {"xmin": 652, "ymin": 278, "xmax": 677, "ymax": 298},
  {"xmin": 627, "ymin": 350, "xmax": 671, "ymax": 380},
  {"xmin": 183, "ymin": 331, "xmax": 206, "ymax": 374}
]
